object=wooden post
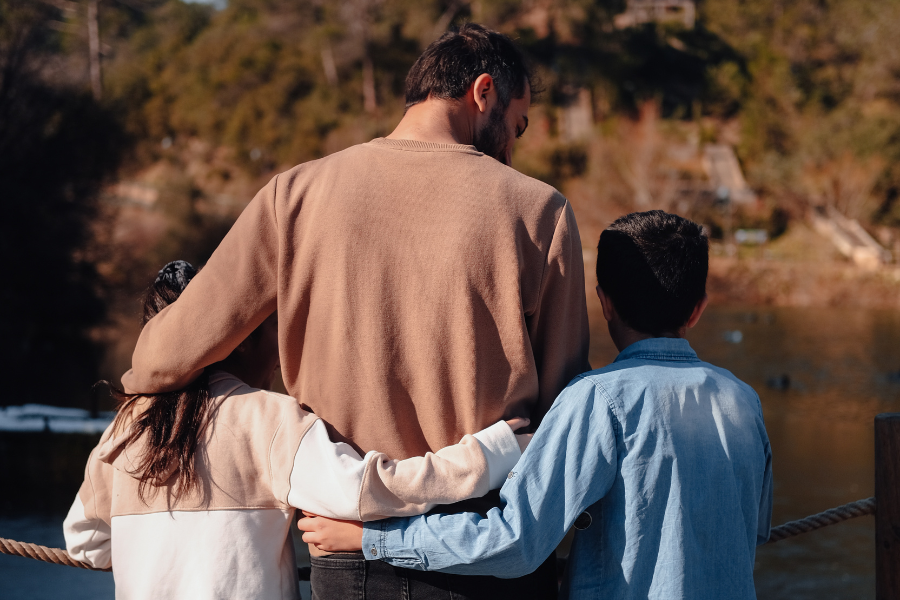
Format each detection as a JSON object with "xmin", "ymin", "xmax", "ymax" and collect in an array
[{"xmin": 875, "ymin": 413, "xmax": 900, "ymax": 599}]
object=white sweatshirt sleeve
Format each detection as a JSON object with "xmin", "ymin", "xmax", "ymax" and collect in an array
[
  {"xmin": 63, "ymin": 441, "xmax": 113, "ymax": 570},
  {"xmin": 284, "ymin": 419, "xmax": 522, "ymax": 521},
  {"xmin": 63, "ymin": 493, "xmax": 112, "ymax": 569}
]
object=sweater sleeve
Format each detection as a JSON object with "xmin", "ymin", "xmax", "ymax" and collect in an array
[
  {"xmin": 63, "ymin": 429, "xmax": 115, "ymax": 569},
  {"xmin": 121, "ymin": 176, "xmax": 280, "ymax": 393},
  {"xmin": 526, "ymin": 199, "xmax": 591, "ymax": 424},
  {"xmin": 357, "ymin": 421, "xmax": 521, "ymax": 521},
  {"xmin": 277, "ymin": 418, "xmax": 521, "ymax": 522}
]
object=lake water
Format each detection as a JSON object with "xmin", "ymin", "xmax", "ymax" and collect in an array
[{"xmin": 2, "ymin": 305, "xmax": 897, "ymax": 598}]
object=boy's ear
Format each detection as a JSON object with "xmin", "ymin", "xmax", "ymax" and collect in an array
[
  {"xmin": 596, "ymin": 285, "xmax": 616, "ymax": 323},
  {"xmin": 686, "ymin": 294, "xmax": 709, "ymax": 329}
]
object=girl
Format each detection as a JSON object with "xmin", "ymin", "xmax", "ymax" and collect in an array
[{"xmin": 63, "ymin": 260, "xmax": 527, "ymax": 600}]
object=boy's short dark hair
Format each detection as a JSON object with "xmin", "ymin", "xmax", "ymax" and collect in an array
[
  {"xmin": 596, "ymin": 211, "xmax": 709, "ymax": 336},
  {"xmin": 405, "ymin": 23, "xmax": 536, "ymax": 110}
]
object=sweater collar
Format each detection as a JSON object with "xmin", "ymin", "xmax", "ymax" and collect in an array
[{"xmin": 366, "ymin": 137, "xmax": 482, "ymax": 155}]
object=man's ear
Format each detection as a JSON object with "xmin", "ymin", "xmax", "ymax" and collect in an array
[
  {"xmin": 471, "ymin": 73, "xmax": 495, "ymax": 114},
  {"xmin": 685, "ymin": 294, "xmax": 709, "ymax": 329},
  {"xmin": 596, "ymin": 285, "xmax": 616, "ymax": 323}
]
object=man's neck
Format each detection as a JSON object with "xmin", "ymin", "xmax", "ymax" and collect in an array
[{"xmin": 386, "ymin": 99, "xmax": 474, "ymax": 146}]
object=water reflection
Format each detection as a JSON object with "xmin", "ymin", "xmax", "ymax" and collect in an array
[{"xmin": 586, "ymin": 304, "xmax": 899, "ymax": 599}]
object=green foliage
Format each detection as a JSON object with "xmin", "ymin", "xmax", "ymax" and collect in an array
[
  {"xmin": 516, "ymin": 141, "xmax": 589, "ymax": 190},
  {"xmin": 94, "ymin": 0, "xmax": 749, "ymax": 166},
  {"xmin": 702, "ymin": 0, "xmax": 900, "ymax": 220},
  {"xmin": 43, "ymin": 0, "xmax": 900, "ymax": 225},
  {"xmin": 103, "ymin": 0, "xmax": 432, "ymax": 165}
]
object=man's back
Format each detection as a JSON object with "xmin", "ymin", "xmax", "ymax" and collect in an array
[
  {"xmin": 124, "ymin": 138, "xmax": 590, "ymax": 459},
  {"xmin": 565, "ymin": 338, "xmax": 772, "ymax": 598}
]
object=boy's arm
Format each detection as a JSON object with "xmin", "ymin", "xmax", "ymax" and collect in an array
[
  {"xmin": 63, "ymin": 432, "xmax": 114, "ymax": 569},
  {"xmin": 272, "ymin": 411, "xmax": 528, "ymax": 521},
  {"xmin": 757, "ymin": 438, "xmax": 774, "ymax": 544},
  {"xmin": 304, "ymin": 377, "xmax": 619, "ymax": 578},
  {"xmin": 526, "ymin": 200, "xmax": 591, "ymax": 423},
  {"xmin": 121, "ymin": 176, "xmax": 280, "ymax": 393}
]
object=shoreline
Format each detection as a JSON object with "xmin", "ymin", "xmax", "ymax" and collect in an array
[{"xmin": 707, "ymin": 256, "xmax": 900, "ymax": 309}]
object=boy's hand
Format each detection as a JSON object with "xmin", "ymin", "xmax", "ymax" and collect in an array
[
  {"xmin": 297, "ymin": 511, "xmax": 363, "ymax": 552},
  {"xmin": 505, "ymin": 417, "xmax": 532, "ymax": 454}
]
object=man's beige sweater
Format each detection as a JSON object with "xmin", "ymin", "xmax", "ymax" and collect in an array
[{"xmin": 122, "ymin": 138, "xmax": 590, "ymax": 460}]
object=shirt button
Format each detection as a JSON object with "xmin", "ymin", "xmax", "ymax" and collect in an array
[
  {"xmin": 370, "ymin": 547, "xmax": 378, "ymax": 557},
  {"xmin": 507, "ymin": 471, "xmax": 516, "ymax": 480},
  {"xmin": 574, "ymin": 511, "xmax": 592, "ymax": 531}
]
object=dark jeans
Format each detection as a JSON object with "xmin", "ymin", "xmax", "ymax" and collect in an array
[{"xmin": 310, "ymin": 551, "xmax": 558, "ymax": 600}]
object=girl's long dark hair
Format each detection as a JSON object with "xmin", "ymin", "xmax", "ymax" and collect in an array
[{"xmin": 104, "ymin": 261, "xmax": 210, "ymax": 503}]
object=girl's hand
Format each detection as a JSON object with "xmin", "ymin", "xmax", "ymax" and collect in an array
[
  {"xmin": 297, "ymin": 511, "xmax": 363, "ymax": 552},
  {"xmin": 504, "ymin": 417, "xmax": 529, "ymax": 432},
  {"xmin": 505, "ymin": 417, "xmax": 532, "ymax": 454}
]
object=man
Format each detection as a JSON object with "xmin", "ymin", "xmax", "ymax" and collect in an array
[{"xmin": 123, "ymin": 23, "xmax": 590, "ymax": 598}]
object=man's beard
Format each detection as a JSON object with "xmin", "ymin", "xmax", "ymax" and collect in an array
[{"xmin": 472, "ymin": 104, "xmax": 510, "ymax": 165}]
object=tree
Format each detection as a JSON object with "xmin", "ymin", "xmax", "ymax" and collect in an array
[{"xmin": 0, "ymin": 0, "xmax": 126, "ymax": 406}]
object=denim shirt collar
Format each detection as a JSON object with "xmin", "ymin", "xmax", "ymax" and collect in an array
[{"xmin": 613, "ymin": 337, "xmax": 699, "ymax": 363}]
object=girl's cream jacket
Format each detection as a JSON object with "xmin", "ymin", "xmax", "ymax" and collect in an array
[{"xmin": 63, "ymin": 370, "xmax": 522, "ymax": 600}]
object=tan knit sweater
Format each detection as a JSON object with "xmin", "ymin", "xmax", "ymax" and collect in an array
[{"xmin": 122, "ymin": 138, "xmax": 590, "ymax": 460}]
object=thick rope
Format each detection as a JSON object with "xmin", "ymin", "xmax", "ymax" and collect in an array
[
  {"xmin": 766, "ymin": 496, "xmax": 875, "ymax": 543},
  {"xmin": 0, "ymin": 497, "xmax": 878, "ymax": 571},
  {"xmin": 0, "ymin": 536, "xmax": 110, "ymax": 571}
]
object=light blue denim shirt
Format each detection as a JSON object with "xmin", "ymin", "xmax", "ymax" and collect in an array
[{"xmin": 363, "ymin": 337, "xmax": 773, "ymax": 599}]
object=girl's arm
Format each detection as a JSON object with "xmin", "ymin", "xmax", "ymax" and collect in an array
[
  {"xmin": 63, "ymin": 429, "xmax": 115, "ymax": 569},
  {"xmin": 272, "ymin": 409, "xmax": 529, "ymax": 522}
]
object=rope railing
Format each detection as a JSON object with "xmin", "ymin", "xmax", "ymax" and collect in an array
[
  {"xmin": 0, "ymin": 496, "xmax": 879, "ymax": 572},
  {"xmin": 766, "ymin": 496, "xmax": 875, "ymax": 543},
  {"xmin": 0, "ymin": 536, "xmax": 110, "ymax": 571}
]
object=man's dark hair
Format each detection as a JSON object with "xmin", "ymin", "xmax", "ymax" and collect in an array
[
  {"xmin": 405, "ymin": 23, "xmax": 536, "ymax": 110},
  {"xmin": 596, "ymin": 211, "xmax": 709, "ymax": 336}
]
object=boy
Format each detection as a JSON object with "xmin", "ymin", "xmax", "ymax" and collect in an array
[{"xmin": 299, "ymin": 211, "xmax": 773, "ymax": 599}]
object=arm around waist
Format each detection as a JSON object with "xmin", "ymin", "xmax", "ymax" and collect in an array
[{"xmin": 279, "ymin": 414, "xmax": 524, "ymax": 521}]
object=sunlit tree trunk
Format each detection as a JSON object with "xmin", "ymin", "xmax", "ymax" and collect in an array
[
  {"xmin": 362, "ymin": 47, "xmax": 376, "ymax": 112},
  {"xmin": 431, "ymin": 0, "xmax": 465, "ymax": 41},
  {"xmin": 87, "ymin": 0, "xmax": 101, "ymax": 100},
  {"xmin": 341, "ymin": 0, "xmax": 379, "ymax": 112},
  {"xmin": 321, "ymin": 42, "xmax": 338, "ymax": 87}
]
